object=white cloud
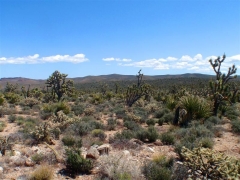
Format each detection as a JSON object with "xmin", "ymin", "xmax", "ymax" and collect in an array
[
  {"xmin": 0, "ymin": 54, "xmax": 88, "ymax": 64},
  {"xmin": 166, "ymin": 56, "xmax": 177, "ymax": 61},
  {"xmin": 102, "ymin": 57, "xmax": 115, "ymax": 61},
  {"xmin": 102, "ymin": 57, "xmax": 132, "ymax": 62},
  {"xmin": 119, "ymin": 54, "xmax": 240, "ymax": 73},
  {"xmin": 180, "ymin": 55, "xmax": 193, "ymax": 62},
  {"xmin": 122, "ymin": 59, "xmax": 169, "ymax": 70}
]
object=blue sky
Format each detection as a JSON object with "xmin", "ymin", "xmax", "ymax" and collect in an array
[{"xmin": 0, "ymin": 0, "xmax": 239, "ymax": 79}]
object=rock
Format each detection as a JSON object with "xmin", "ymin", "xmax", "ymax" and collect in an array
[
  {"xmin": 10, "ymin": 156, "xmax": 27, "ymax": 166},
  {"xmin": 17, "ymin": 175, "xmax": 28, "ymax": 180},
  {"xmin": 130, "ymin": 138, "xmax": 144, "ymax": 145},
  {"xmin": 0, "ymin": 166, "xmax": 3, "ymax": 175},
  {"xmin": 14, "ymin": 150, "xmax": 21, "ymax": 156},
  {"xmin": 25, "ymin": 158, "xmax": 35, "ymax": 167},
  {"xmin": 123, "ymin": 150, "xmax": 130, "ymax": 156},
  {"xmin": 97, "ymin": 144, "xmax": 110, "ymax": 155},
  {"xmin": 86, "ymin": 147, "xmax": 99, "ymax": 159},
  {"xmin": 153, "ymin": 140, "xmax": 163, "ymax": 146},
  {"xmin": 146, "ymin": 147, "xmax": 155, "ymax": 153}
]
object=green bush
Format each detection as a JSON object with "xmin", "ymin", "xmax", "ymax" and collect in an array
[
  {"xmin": 8, "ymin": 114, "xmax": 17, "ymax": 123},
  {"xmin": 0, "ymin": 121, "xmax": 6, "ymax": 132},
  {"xmin": 205, "ymin": 116, "xmax": 222, "ymax": 125},
  {"xmin": 142, "ymin": 162, "xmax": 172, "ymax": 180},
  {"xmin": 4, "ymin": 92, "xmax": 21, "ymax": 104},
  {"xmin": 110, "ymin": 130, "xmax": 135, "ymax": 143},
  {"xmin": 231, "ymin": 119, "xmax": 240, "ymax": 133},
  {"xmin": 154, "ymin": 108, "xmax": 170, "ymax": 119},
  {"xmin": 146, "ymin": 119, "xmax": 156, "ymax": 126},
  {"xmin": 147, "ymin": 126, "xmax": 159, "ymax": 143},
  {"xmin": 158, "ymin": 118, "xmax": 164, "ymax": 126},
  {"xmin": 107, "ymin": 118, "xmax": 117, "ymax": 130},
  {"xmin": 31, "ymin": 153, "xmax": 44, "ymax": 164},
  {"xmin": 124, "ymin": 120, "xmax": 142, "ymax": 131},
  {"xmin": 199, "ymin": 137, "xmax": 214, "ymax": 149},
  {"xmin": 160, "ymin": 132, "xmax": 175, "ymax": 145},
  {"xmin": 71, "ymin": 104, "xmax": 84, "ymax": 116},
  {"xmin": 91, "ymin": 129, "xmax": 106, "ymax": 140},
  {"xmin": 162, "ymin": 113, "xmax": 174, "ymax": 124},
  {"xmin": 66, "ymin": 149, "xmax": 93, "ymax": 174},
  {"xmin": 62, "ymin": 135, "xmax": 77, "ymax": 147}
]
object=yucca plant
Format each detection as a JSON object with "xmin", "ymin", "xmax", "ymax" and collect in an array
[{"xmin": 180, "ymin": 95, "xmax": 211, "ymax": 126}]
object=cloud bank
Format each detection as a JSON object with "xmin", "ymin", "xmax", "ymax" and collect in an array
[
  {"xmin": 118, "ymin": 54, "xmax": 240, "ymax": 73},
  {"xmin": 0, "ymin": 54, "xmax": 88, "ymax": 64},
  {"xmin": 102, "ymin": 57, "xmax": 132, "ymax": 62}
]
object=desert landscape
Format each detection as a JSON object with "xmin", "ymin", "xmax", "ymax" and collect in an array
[{"xmin": 0, "ymin": 56, "xmax": 240, "ymax": 179}]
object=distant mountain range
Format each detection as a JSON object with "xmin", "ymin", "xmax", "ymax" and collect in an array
[{"xmin": 0, "ymin": 73, "xmax": 215, "ymax": 88}]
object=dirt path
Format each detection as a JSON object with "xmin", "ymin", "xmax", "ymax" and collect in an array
[{"xmin": 213, "ymin": 122, "xmax": 240, "ymax": 159}]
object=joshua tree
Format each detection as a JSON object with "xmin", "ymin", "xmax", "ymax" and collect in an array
[
  {"xmin": 46, "ymin": 70, "xmax": 74, "ymax": 101},
  {"xmin": 209, "ymin": 54, "xmax": 237, "ymax": 116},
  {"xmin": 125, "ymin": 70, "xmax": 152, "ymax": 107}
]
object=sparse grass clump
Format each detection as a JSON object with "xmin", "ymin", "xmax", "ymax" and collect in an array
[
  {"xmin": 30, "ymin": 164, "xmax": 54, "ymax": 180},
  {"xmin": 160, "ymin": 132, "xmax": 175, "ymax": 145}
]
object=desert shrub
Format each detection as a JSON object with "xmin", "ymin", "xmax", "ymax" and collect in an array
[
  {"xmin": 30, "ymin": 164, "xmax": 54, "ymax": 180},
  {"xmin": 199, "ymin": 137, "xmax": 214, "ymax": 148},
  {"xmin": 54, "ymin": 101, "xmax": 71, "ymax": 114},
  {"xmin": 160, "ymin": 132, "xmax": 175, "ymax": 145},
  {"xmin": 98, "ymin": 152, "xmax": 143, "ymax": 180},
  {"xmin": 124, "ymin": 120, "xmax": 142, "ymax": 131},
  {"xmin": 22, "ymin": 97, "xmax": 40, "ymax": 108},
  {"xmin": 162, "ymin": 113, "xmax": 174, "ymax": 124},
  {"xmin": 66, "ymin": 148, "xmax": 93, "ymax": 174},
  {"xmin": 145, "ymin": 103, "xmax": 159, "ymax": 113},
  {"xmin": 0, "ymin": 96, "xmax": 5, "ymax": 106},
  {"xmin": 231, "ymin": 119, "xmax": 240, "ymax": 133},
  {"xmin": 146, "ymin": 119, "xmax": 156, "ymax": 126},
  {"xmin": 0, "ymin": 121, "xmax": 6, "ymax": 132},
  {"xmin": 154, "ymin": 108, "xmax": 170, "ymax": 118},
  {"xmin": 84, "ymin": 107, "xmax": 95, "ymax": 116},
  {"xmin": 136, "ymin": 126, "xmax": 159, "ymax": 143},
  {"xmin": 18, "ymin": 117, "xmax": 39, "ymax": 134},
  {"xmin": 8, "ymin": 114, "xmax": 17, "ymax": 123},
  {"xmin": 158, "ymin": 118, "xmax": 164, "ymax": 126},
  {"xmin": 67, "ymin": 118, "xmax": 104, "ymax": 136},
  {"xmin": 147, "ymin": 126, "xmax": 159, "ymax": 142},
  {"xmin": 111, "ymin": 139, "xmax": 142, "ymax": 150},
  {"xmin": 40, "ymin": 102, "xmax": 70, "ymax": 120},
  {"xmin": 225, "ymin": 104, "xmax": 240, "ymax": 120},
  {"xmin": 110, "ymin": 130, "xmax": 135, "ymax": 143},
  {"xmin": 51, "ymin": 127, "xmax": 61, "ymax": 139},
  {"xmin": 31, "ymin": 153, "xmax": 44, "ymax": 164},
  {"xmin": 107, "ymin": 118, "xmax": 117, "ymax": 130},
  {"xmin": 62, "ymin": 135, "xmax": 77, "ymax": 147},
  {"xmin": 91, "ymin": 129, "xmax": 107, "ymax": 140},
  {"xmin": 71, "ymin": 104, "xmax": 84, "ymax": 116},
  {"xmin": 174, "ymin": 121, "xmax": 213, "ymax": 155},
  {"xmin": 142, "ymin": 155, "xmax": 173, "ymax": 180},
  {"xmin": 166, "ymin": 96, "xmax": 177, "ymax": 111},
  {"xmin": 114, "ymin": 107, "xmax": 126, "ymax": 119},
  {"xmin": 205, "ymin": 116, "xmax": 222, "ymax": 125},
  {"xmin": 4, "ymin": 92, "xmax": 21, "ymax": 104}
]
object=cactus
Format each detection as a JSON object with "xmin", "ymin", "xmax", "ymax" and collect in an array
[
  {"xmin": 46, "ymin": 70, "xmax": 74, "ymax": 101},
  {"xmin": 209, "ymin": 54, "xmax": 238, "ymax": 116},
  {"xmin": 181, "ymin": 146, "xmax": 240, "ymax": 179},
  {"xmin": 125, "ymin": 70, "xmax": 152, "ymax": 107},
  {"xmin": 0, "ymin": 136, "xmax": 14, "ymax": 155},
  {"xmin": 31, "ymin": 122, "xmax": 53, "ymax": 144}
]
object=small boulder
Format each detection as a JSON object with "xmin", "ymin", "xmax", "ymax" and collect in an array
[
  {"xmin": 97, "ymin": 144, "xmax": 110, "ymax": 155},
  {"xmin": 86, "ymin": 146, "xmax": 99, "ymax": 159},
  {"xmin": 25, "ymin": 158, "xmax": 35, "ymax": 167}
]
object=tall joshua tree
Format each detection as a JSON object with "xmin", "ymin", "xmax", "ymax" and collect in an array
[
  {"xmin": 209, "ymin": 54, "xmax": 237, "ymax": 116},
  {"xmin": 125, "ymin": 70, "xmax": 152, "ymax": 107},
  {"xmin": 46, "ymin": 70, "xmax": 74, "ymax": 101}
]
